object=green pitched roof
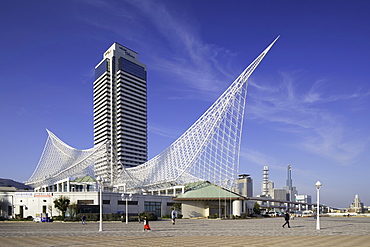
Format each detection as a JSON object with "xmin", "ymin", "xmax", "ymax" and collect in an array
[
  {"xmin": 175, "ymin": 181, "xmax": 240, "ymax": 199},
  {"xmin": 72, "ymin": 176, "xmax": 96, "ymax": 183}
]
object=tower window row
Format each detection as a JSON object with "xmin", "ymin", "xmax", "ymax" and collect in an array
[
  {"xmin": 119, "ymin": 57, "xmax": 146, "ymax": 80},
  {"xmin": 95, "ymin": 59, "xmax": 109, "ymax": 79}
]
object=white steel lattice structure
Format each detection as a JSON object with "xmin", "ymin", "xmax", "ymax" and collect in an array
[
  {"xmin": 25, "ymin": 129, "xmax": 106, "ymax": 188},
  {"xmin": 25, "ymin": 37, "xmax": 278, "ymax": 190},
  {"xmin": 115, "ymin": 37, "xmax": 279, "ymax": 191}
]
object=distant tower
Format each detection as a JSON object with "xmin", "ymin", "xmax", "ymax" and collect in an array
[
  {"xmin": 262, "ymin": 166, "xmax": 269, "ymax": 196},
  {"xmin": 286, "ymin": 164, "xmax": 292, "ymax": 188},
  {"xmin": 283, "ymin": 164, "xmax": 297, "ymax": 201},
  {"xmin": 286, "ymin": 164, "xmax": 292, "ymax": 201}
]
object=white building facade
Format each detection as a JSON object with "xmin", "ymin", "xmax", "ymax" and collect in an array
[
  {"xmin": 348, "ymin": 194, "xmax": 364, "ymax": 213},
  {"xmin": 1, "ymin": 189, "xmax": 175, "ymax": 220}
]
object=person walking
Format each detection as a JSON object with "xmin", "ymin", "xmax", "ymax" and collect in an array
[
  {"xmin": 143, "ymin": 216, "xmax": 151, "ymax": 231},
  {"xmin": 282, "ymin": 211, "xmax": 290, "ymax": 228},
  {"xmin": 81, "ymin": 215, "xmax": 87, "ymax": 225},
  {"xmin": 171, "ymin": 209, "xmax": 178, "ymax": 225}
]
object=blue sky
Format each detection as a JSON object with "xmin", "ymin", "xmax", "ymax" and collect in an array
[{"xmin": 1, "ymin": 0, "xmax": 369, "ymax": 208}]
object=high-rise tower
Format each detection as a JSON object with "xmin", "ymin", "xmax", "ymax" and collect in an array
[
  {"xmin": 261, "ymin": 166, "xmax": 274, "ymax": 197},
  {"xmin": 286, "ymin": 164, "xmax": 292, "ymax": 188},
  {"xmin": 283, "ymin": 164, "xmax": 297, "ymax": 201},
  {"xmin": 93, "ymin": 43, "xmax": 147, "ymax": 184},
  {"xmin": 262, "ymin": 166, "xmax": 269, "ymax": 196}
]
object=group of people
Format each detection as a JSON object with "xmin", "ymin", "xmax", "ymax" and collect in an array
[
  {"xmin": 81, "ymin": 209, "xmax": 179, "ymax": 231},
  {"xmin": 81, "ymin": 210, "xmax": 290, "ymax": 230},
  {"xmin": 144, "ymin": 209, "xmax": 178, "ymax": 231}
]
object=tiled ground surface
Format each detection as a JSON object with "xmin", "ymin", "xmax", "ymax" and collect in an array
[{"xmin": 1, "ymin": 217, "xmax": 369, "ymax": 246}]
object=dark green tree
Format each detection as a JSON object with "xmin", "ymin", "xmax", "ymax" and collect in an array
[
  {"xmin": 53, "ymin": 196, "xmax": 70, "ymax": 219},
  {"xmin": 253, "ymin": 202, "xmax": 261, "ymax": 215}
]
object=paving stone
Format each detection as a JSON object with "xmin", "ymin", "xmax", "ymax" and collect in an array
[{"xmin": 1, "ymin": 217, "xmax": 369, "ymax": 246}]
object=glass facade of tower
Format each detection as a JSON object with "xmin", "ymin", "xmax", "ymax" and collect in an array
[{"xmin": 93, "ymin": 43, "xmax": 147, "ymax": 184}]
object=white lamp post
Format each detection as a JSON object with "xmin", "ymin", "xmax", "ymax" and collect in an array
[
  {"xmin": 122, "ymin": 193, "xmax": 133, "ymax": 224},
  {"xmin": 97, "ymin": 176, "xmax": 104, "ymax": 231},
  {"xmin": 315, "ymin": 181, "xmax": 322, "ymax": 230}
]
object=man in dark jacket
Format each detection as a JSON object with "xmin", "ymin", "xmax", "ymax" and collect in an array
[
  {"xmin": 282, "ymin": 212, "xmax": 290, "ymax": 228},
  {"xmin": 81, "ymin": 215, "xmax": 87, "ymax": 225}
]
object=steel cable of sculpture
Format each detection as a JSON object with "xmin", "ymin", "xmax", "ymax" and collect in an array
[
  {"xmin": 26, "ymin": 129, "xmax": 106, "ymax": 188},
  {"xmin": 115, "ymin": 37, "xmax": 279, "ymax": 191}
]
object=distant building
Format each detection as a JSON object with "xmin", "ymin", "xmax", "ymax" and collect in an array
[
  {"xmin": 348, "ymin": 194, "xmax": 364, "ymax": 213},
  {"xmin": 296, "ymin": 194, "xmax": 311, "ymax": 204},
  {"xmin": 295, "ymin": 194, "xmax": 312, "ymax": 211},
  {"xmin": 258, "ymin": 166, "xmax": 287, "ymax": 203},
  {"xmin": 271, "ymin": 189, "xmax": 287, "ymax": 202},
  {"xmin": 234, "ymin": 174, "xmax": 253, "ymax": 197},
  {"xmin": 264, "ymin": 165, "xmax": 298, "ymax": 203},
  {"xmin": 256, "ymin": 165, "xmax": 314, "ymax": 211}
]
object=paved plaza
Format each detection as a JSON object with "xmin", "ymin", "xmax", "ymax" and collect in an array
[{"xmin": 1, "ymin": 217, "xmax": 370, "ymax": 246}]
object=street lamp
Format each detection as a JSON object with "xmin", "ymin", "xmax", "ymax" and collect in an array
[
  {"xmin": 315, "ymin": 181, "xmax": 322, "ymax": 230},
  {"xmin": 97, "ymin": 176, "xmax": 105, "ymax": 231},
  {"xmin": 121, "ymin": 193, "xmax": 133, "ymax": 224}
]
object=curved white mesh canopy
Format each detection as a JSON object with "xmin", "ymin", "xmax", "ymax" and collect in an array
[
  {"xmin": 25, "ymin": 130, "xmax": 106, "ymax": 188},
  {"xmin": 26, "ymin": 37, "xmax": 278, "ymax": 191}
]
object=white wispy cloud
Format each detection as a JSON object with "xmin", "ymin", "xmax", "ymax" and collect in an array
[
  {"xmin": 132, "ymin": 1, "xmax": 238, "ymax": 97},
  {"xmin": 246, "ymin": 71, "xmax": 369, "ymax": 165},
  {"xmin": 83, "ymin": 0, "xmax": 239, "ymax": 101},
  {"xmin": 79, "ymin": 0, "xmax": 147, "ymax": 42},
  {"xmin": 148, "ymin": 123, "xmax": 181, "ymax": 139},
  {"xmin": 240, "ymin": 147, "xmax": 278, "ymax": 169}
]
